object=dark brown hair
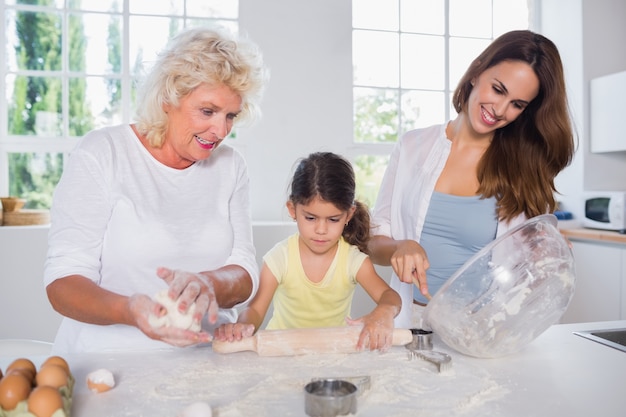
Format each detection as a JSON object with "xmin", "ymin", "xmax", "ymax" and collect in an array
[
  {"xmin": 453, "ymin": 30, "xmax": 576, "ymax": 221},
  {"xmin": 289, "ymin": 152, "xmax": 371, "ymax": 253}
]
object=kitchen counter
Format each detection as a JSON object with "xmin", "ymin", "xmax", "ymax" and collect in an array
[
  {"xmin": 1, "ymin": 320, "xmax": 625, "ymax": 417},
  {"xmin": 560, "ymin": 227, "xmax": 626, "ymax": 245}
]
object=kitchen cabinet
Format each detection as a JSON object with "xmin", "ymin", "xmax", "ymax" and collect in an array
[
  {"xmin": 590, "ymin": 70, "xmax": 626, "ymax": 153},
  {"xmin": 0, "ymin": 225, "xmax": 62, "ymax": 341},
  {"xmin": 561, "ymin": 239, "xmax": 625, "ymax": 323}
]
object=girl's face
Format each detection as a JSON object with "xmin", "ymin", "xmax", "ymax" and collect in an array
[
  {"xmin": 161, "ymin": 83, "xmax": 242, "ymax": 169},
  {"xmin": 287, "ymin": 196, "xmax": 355, "ymax": 256},
  {"xmin": 467, "ymin": 60, "xmax": 540, "ymax": 136}
]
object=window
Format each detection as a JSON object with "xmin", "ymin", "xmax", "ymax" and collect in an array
[
  {"xmin": 1, "ymin": 0, "xmax": 238, "ymax": 209},
  {"xmin": 351, "ymin": 0, "xmax": 533, "ymax": 206}
]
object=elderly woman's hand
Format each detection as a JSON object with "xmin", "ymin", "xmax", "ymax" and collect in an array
[
  {"xmin": 156, "ymin": 267, "xmax": 220, "ymax": 324},
  {"xmin": 128, "ymin": 293, "xmax": 211, "ymax": 346}
]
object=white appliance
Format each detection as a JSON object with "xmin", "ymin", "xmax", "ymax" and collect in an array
[{"xmin": 583, "ymin": 191, "xmax": 626, "ymax": 233}]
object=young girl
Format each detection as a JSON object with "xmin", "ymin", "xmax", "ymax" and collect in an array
[{"xmin": 214, "ymin": 152, "xmax": 401, "ymax": 351}]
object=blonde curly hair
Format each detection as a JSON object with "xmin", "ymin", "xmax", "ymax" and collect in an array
[{"xmin": 134, "ymin": 26, "xmax": 269, "ymax": 147}]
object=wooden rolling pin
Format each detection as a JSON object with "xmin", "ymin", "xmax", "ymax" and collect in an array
[{"xmin": 211, "ymin": 326, "xmax": 413, "ymax": 356}]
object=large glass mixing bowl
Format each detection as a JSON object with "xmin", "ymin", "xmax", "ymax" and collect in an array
[{"xmin": 422, "ymin": 214, "xmax": 576, "ymax": 358}]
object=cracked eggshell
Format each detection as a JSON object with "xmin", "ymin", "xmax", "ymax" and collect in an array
[{"xmin": 86, "ymin": 369, "xmax": 115, "ymax": 393}]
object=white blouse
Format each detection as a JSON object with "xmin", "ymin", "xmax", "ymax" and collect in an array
[
  {"xmin": 371, "ymin": 123, "xmax": 526, "ymax": 328},
  {"xmin": 44, "ymin": 125, "xmax": 259, "ymax": 352}
]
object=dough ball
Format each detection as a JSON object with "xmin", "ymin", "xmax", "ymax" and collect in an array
[
  {"xmin": 86, "ymin": 368, "xmax": 115, "ymax": 393},
  {"xmin": 148, "ymin": 290, "xmax": 201, "ymax": 332},
  {"xmin": 178, "ymin": 401, "xmax": 212, "ymax": 417}
]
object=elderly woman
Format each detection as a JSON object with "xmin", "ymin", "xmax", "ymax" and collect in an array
[{"xmin": 44, "ymin": 27, "xmax": 269, "ymax": 353}]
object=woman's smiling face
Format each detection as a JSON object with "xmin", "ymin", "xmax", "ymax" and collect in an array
[
  {"xmin": 161, "ymin": 83, "xmax": 242, "ymax": 168},
  {"xmin": 467, "ymin": 60, "xmax": 539, "ymax": 135}
]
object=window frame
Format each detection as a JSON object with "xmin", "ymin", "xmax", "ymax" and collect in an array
[
  {"xmin": 347, "ymin": 0, "xmax": 537, "ymax": 204},
  {"xmin": 0, "ymin": 0, "xmax": 238, "ymax": 198}
]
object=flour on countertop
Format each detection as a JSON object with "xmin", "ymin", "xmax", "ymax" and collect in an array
[
  {"xmin": 70, "ymin": 345, "xmax": 510, "ymax": 417},
  {"xmin": 66, "ymin": 218, "xmax": 575, "ymax": 415}
]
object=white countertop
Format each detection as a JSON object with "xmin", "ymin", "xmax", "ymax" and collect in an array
[
  {"xmin": 560, "ymin": 227, "xmax": 626, "ymax": 245},
  {"xmin": 2, "ymin": 320, "xmax": 625, "ymax": 417}
]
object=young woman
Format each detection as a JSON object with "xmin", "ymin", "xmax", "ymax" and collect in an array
[
  {"xmin": 215, "ymin": 152, "xmax": 401, "ymax": 351},
  {"xmin": 368, "ymin": 30, "xmax": 576, "ymax": 328}
]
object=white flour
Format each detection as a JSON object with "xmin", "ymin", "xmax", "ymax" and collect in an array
[
  {"xmin": 62, "ymin": 330, "xmax": 520, "ymax": 417},
  {"xmin": 75, "ymin": 347, "xmax": 510, "ymax": 417}
]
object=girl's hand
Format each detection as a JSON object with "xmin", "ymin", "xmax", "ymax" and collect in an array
[
  {"xmin": 346, "ymin": 308, "xmax": 396, "ymax": 352},
  {"xmin": 156, "ymin": 267, "xmax": 219, "ymax": 324},
  {"xmin": 128, "ymin": 293, "xmax": 211, "ymax": 347},
  {"xmin": 213, "ymin": 322, "xmax": 255, "ymax": 342},
  {"xmin": 391, "ymin": 240, "xmax": 430, "ymax": 298}
]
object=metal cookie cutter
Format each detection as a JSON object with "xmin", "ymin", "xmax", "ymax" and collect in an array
[
  {"xmin": 304, "ymin": 379, "xmax": 359, "ymax": 417},
  {"xmin": 305, "ymin": 376, "xmax": 370, "ymax": 417},
  {"xmin": 406, "ymin": 329, "xmax": 452, "ymax": 373},
  {"xmin": 310, "ymin": 376, "xmax": 371, "ymax": 394}
]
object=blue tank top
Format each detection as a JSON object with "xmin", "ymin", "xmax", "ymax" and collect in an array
[{"xmin": 414, "ymin": 191, "xmax": 497, "ymax": 303}]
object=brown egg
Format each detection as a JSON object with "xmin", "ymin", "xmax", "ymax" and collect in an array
[
  {"xmin": 41, "ymin": 356, "xmax": 71, "ymax": 375},
  {"xmin": 0, "ymin": 372, "xmax": 32, "ymax": 410},
  {"xmin": 27, "ymin": 386, "xmax": 64, "ymax": 417},
  {"xmin": 6, "ymin": 358, "xmax": 36, "ymax": 373},
  {"xmin": 6, "ymin": 368, "xmax": 35, "ymax": 386},
  {"xmin": 35, "ymin": 364, "xmax": 69, "ymax": 389},
  {"xmin": 6, "ymin": 358, "xmax": 36, "ymax": 383}
]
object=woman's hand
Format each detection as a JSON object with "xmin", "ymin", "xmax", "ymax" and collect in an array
[
  {"xmin": 391, "ymin": 240, "xmax": 430, "ymax": 298},
  {"xmin": 213, "ymin": 322, "xmax": 255, "ymax": 342},
  {"xmin": 128, "ymin": 293, "xmax": 211, "ymax": 347},
  {"xmin": 156, "ymin": 267, "xmax": 219, "ymax": 324}
]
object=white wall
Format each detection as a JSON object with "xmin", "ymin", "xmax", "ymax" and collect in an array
[
  {"xmin": 580, "ymin": 0, "xmax": 626, "ymax": 190},
  {"xmin": 237, "ymin": 0, "xmax": 354, "ymax": 221},
  {"xmin": 0, "ymin": 226, "xmax": 58, "ymax": 341},
  {"xmin": 541, "ymin": 0, "xmax": 626, "ymax": 220}
]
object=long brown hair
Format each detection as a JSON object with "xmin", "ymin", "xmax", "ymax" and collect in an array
[
  {"xmin": 289, "ymin": 152, "xmax": 371, "ymax": 254},
  {"xmin": 453, "ymin": 30, "xmax": 576, "ymax": 221}
]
